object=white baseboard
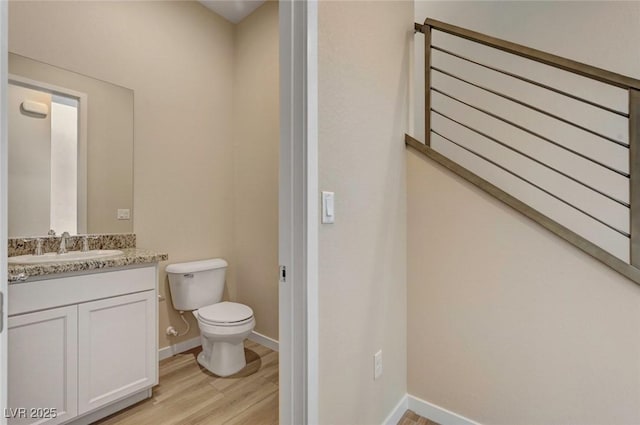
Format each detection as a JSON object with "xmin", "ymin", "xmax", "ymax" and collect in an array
[
  {"xmin": 382, "ymin": 395, "xmax": 409, "ymax": 425},
  {"xmin": 158, "ymin": 336, "xmax": 201, "ymax": 361},
  {"xmin": 248, "ymin": 330, "xmax": 279, "ymax": 352},
  {"xmin": 381, "ymin": 394, "xmax": 481, "ymax": 425},
  {"xmin": 158, "ymin": 331, "xmax": 278, "ymax": 361},
  {"xmin": 407, "ymin": 394, "xmax": 481, "ymax": 425}
]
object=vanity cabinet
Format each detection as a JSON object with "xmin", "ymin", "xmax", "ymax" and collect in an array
[{"xmin": 8, "ymin": 265, "xmax": 158, "ymax": 425}]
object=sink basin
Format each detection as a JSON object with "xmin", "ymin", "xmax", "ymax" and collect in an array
[{"xmin": 8, "ymin": 250, "xmax": 124, "ymax": 265}]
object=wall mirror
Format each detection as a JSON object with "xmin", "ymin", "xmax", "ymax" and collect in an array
[{"xmin": 8, "ymin": 53, "xmax": 134, "ymax": 238}]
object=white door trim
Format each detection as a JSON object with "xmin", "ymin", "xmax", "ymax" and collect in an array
[
  {"xmin": 279, "ymin": 1, "xmax": 319, "ymax": 424},
  {"xmin": 305, "ymin": 1, "xmax": 319, "ymax": 423},
  {"xmin": 0, "ymin": 0, "xmax": 9, "ymax": 421}
]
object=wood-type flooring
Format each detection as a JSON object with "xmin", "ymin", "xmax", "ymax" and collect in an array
[{"xmin": 95, "ymin": 340, "xmax": 278, "ymax": 425}]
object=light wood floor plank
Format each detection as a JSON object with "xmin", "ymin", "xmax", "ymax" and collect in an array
[
  {"xmin": 396, "ymin": 409, "xmax": 440, "ymax": 425},
  {"xmin": 94, "ymin": 340, "xmax": 278, "ymax": 425},
  {"xmin": 221, "ymin": 391, "xmax": 278, "ymax": 425}
]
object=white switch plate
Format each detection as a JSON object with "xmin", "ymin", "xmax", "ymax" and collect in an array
[
  {"xmin": 374, "ymin": 350, "xmax": 383, "ymax": 380},
  {"xmin": 322, "ymin": 191, "xmax": 335, "ymax": 224},
  {"xmin": 117, "ymin": 209, "xmax": 131, "ymax": 220}
]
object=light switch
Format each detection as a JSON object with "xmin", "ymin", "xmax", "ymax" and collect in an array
[
  {"xmin": 322, "ymin": 191, "xmax": 335, "ymax": 224},
  {"xmin": 117, "ymin": 209, "xmax": 131, "ymax": 220}
]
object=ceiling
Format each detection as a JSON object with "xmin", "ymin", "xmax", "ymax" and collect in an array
[{"xmin": 199, "ymin": 0, "xmax": 267, "ymax": 24}]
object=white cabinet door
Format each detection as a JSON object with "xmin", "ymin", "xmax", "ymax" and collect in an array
[
  {"xmin": 77, "ymin": 291, "xmax": 156, "ymax": 414},
  {"xmin": 8, "ymin": 306, "xmax": 78, "ymax": 425}
]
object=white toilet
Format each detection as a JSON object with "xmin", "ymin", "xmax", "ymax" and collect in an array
[{"xmin": 166, "ymin": 258, "xmax": 255, "ymax": 377}]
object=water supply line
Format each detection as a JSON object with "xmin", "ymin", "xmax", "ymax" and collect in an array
[{"xmin": 165, "ymin": 311, "xmax": 191, "ymax": 337}]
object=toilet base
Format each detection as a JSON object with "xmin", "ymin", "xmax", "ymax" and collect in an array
[{"xmin": 197, "ymin": 337, "xmax": 247, "ymax": 377}]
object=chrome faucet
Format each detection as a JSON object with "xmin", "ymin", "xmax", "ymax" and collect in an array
[{"xmin": 58, "ymin": 232, "xmax": 71, "ymax": 254}]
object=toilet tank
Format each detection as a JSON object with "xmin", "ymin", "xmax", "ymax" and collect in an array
[{"xmin": 166, "ymin": 258, "xmax": 228, "ymax": 311}]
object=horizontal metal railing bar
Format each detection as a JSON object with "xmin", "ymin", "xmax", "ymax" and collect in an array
[
  {"xmin": 430, "ymin": 128, "xmax": 630, "ymax": 237},
  {"xmin": 405, "ymin": 133, "xmax": 640, "ymax": 285},
  {"xmin": 431, "ymin": 108, "xmax": 630, "ymax": 208},
  {"xmin": 432, "ymin": 66, "xmax": 628, "ymax": 148},
  {"xmin": 415, "ymin": 20, "xmax": 640, "ymax": 91},
  {"xmin": 431, "ymin": 87, "xmax": 630, "ymax": 178},
  {"xmin": 431, "ymin": 45, "xmax": 629, "ymax": 118}
]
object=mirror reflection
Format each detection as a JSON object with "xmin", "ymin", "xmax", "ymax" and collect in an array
[{"xmin": 8, "ymin": 53, "xmax": 134, "ymax": 237}]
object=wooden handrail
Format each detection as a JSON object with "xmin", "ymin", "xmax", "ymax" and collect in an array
[{"xmin": 416, "ymin": 18, "xmax": 640, "ymax": 90}]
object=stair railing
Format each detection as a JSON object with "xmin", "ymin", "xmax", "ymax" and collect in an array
[{"xmin": 408, "ymin": 18, "xmax": 640, "ymax": 284}]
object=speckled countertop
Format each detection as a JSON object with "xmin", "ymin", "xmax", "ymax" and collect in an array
[
  {"xmin": 8, "ymin": 233, "xmax": 167, "ymax": 283},
  {"xmin": 8, "ymin": 248, "xmax": 168, "ymax": 283}
]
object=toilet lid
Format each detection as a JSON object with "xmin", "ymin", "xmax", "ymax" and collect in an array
[{"xmin": 198, "ymin": 302, "xmax": 254, "ymax": 324}]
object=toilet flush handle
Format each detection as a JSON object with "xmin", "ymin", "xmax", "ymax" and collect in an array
[{"xmin": 183, "ymin": 273, "xmax": 194, "ymax": 278}]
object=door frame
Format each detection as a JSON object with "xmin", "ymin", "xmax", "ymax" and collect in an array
[
  {"xmin": 0, "ymin": 0, "xmax": 9, "ymax": 422},
  {"xmin": 0, "ymin": 1, "xmax": 320, "ymax": 423},
  {"xmin": 279, "ymin": 1, "xmax": 319, "ymax": 424}
]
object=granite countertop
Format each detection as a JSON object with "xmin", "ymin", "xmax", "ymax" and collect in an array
[{"xmin": 8, "ymin": 248, "xmax": 168, "ymax": 283}]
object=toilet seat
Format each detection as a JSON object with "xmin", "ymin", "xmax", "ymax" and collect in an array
[{"xmin": 197, "ymin": 301, "xmax": 254, "ymax": 327}]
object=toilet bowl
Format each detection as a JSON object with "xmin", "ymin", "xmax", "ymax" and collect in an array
[
  {"xmin": 194, "ymin": 302, "xmax": 255, "ymax": 376},
  {"xmin": 166, "ymin": 259, "xmax": 256, "ymax": 377}
]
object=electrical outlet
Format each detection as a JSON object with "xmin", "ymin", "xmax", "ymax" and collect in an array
[
  {"xmin": 117, "ymin": 209, "xmax": 131, "ymax": 220},
  {"xmin": 374, "ymin": 350, "xmax": 383, "ymax": 380}
]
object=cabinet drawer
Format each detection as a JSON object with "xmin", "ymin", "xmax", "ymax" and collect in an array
[{"xmin": 9, "ymin": 266, "xmax": 156, "ymax": 316}]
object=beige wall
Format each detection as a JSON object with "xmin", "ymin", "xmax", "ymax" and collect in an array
[
  {"xmin": 318, "ymin": 1, "xmax": 411, "ymax": 423},
  {"xmin": 9, "ymin": 1, "xmax": 237, "ymax": 349},
  {"xmin": 408, "ymin": 2, "xmax": 640, "ymax": 423},
  {"xmin": 232, "ymin": 1, "xmax": 279, "ymax": 341}
]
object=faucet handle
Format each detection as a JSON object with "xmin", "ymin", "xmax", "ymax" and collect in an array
[
  {"xmin": 47, "ymin": 229, "xmax": 56, "ymax": 236},
  {"xmin": 34, "ymin": 238, "xmax": 44, "ymax": 256},
  {"xmin": 81, "ymin": 235, "xmax": 99, "ymax": 252},
  {"xmin": 21, "ymin": 238, "xmax": 44, "ymax": 256}
]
